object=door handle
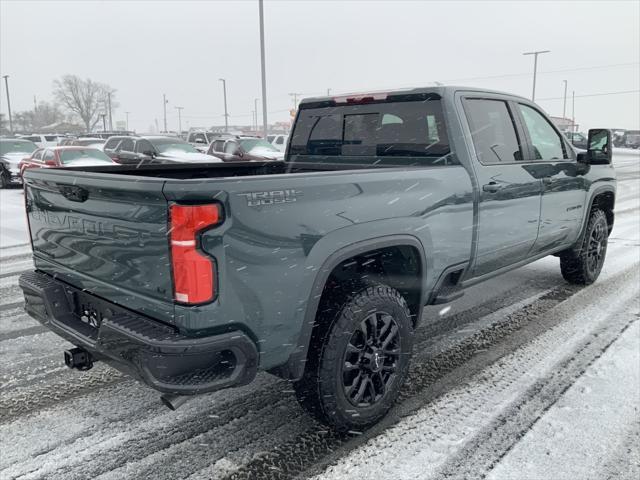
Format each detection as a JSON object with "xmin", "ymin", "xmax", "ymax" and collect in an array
[{"xmin": 482, "ymin": 182, "xmax": 501, "ymax": 193}]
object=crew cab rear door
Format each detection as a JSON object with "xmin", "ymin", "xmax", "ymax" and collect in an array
[
  {"xmin": 23, "ymin": 168, "xmax": 175, "ymax": 323},
  {"xmin": 460, "ymin": 94, "xmax": 543, "ymax": 277}
]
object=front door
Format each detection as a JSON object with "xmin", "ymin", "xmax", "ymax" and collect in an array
[
  {"xmin": 514, "ymin": 103, "xmax": 587, "ymax": 254},
  {"xmin": 461, "ymin": 96, "xmax": 543, "ymax": 277}
]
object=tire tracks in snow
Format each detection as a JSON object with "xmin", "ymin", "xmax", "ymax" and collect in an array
[{"xmin": 227, "ymin": 264, "xmax": 638, "ymax": 480}]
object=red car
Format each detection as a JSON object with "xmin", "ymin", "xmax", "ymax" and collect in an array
[{"xmin": 19, "ymin": 146, "xmax": 116, "ymax": 176}]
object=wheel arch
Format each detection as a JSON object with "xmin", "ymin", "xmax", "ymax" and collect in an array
[{"xmin": 276, "ymin": 235, "xmax": 428, "ymax": 381}]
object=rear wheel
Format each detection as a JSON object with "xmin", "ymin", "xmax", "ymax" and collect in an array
[
  {"xmin": 294, "ymin": 283, "xmax": 414, "ymax": 432},
  {"xmin": 560, "ymin": 209, "xmax": 608, "ymax": 285}
]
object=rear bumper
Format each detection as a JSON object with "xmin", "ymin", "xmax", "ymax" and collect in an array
[{"xmin": 19, "ymin": 270, "xmax": 258, "ymax": 395}]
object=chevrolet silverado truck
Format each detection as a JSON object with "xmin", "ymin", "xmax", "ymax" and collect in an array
[{"xmin": 19, "ymin": 86, "xmax": 616, "ymax": 431}]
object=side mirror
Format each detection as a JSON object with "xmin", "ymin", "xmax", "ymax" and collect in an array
[
  {"xmin": 584, "ymin": 129, "xmax": 612, "ymax": 165},
  {"xmin": 142, "ymin": 150, "xmax": 155, "ymax": 158}
]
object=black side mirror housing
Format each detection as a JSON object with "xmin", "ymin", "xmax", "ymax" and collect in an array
[{"xmin": 581, "ymin": 128, "xmax": 612, "ymax": 165}]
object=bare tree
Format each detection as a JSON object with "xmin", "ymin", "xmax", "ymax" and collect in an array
[{"xmin": 53, "ymin": 75, "xmax": 116, "ymax": 131}]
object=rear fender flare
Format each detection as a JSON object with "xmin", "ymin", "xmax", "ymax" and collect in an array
[{"xmin": 281, "ymin": 233, "xmax": 429, "ymax": 380}]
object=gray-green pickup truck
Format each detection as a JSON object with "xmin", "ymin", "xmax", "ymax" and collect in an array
[{"xmin": 19, "ymin": 86, "xmax": 616, "ymax": 431}]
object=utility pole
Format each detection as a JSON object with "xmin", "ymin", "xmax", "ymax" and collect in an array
[
  {"xmin": 2, "ymin": 75, "xmax": 13, "ymax": 134},
  {"xmin": 562, "ymin": 80, "xmax": 568, "ymax": 120},
  {"xmin": 219, "ymin": 78, "xmax": 229, "ymax": 132},
  {"xmin": 258, "ymin": 0, "xmax": 268, "ymax": 138},
  {"xmin": 125, "ymin": 111, "xmax": 130, "ymax": 131},
  {"xmin": 327, "ymin": 88, "xmax": 331, "ymax": 96},
  {"xmin": 107, "ymin": 91, "xmax": 113, "ymax": 131},
  {"xmin": 522, "ymin": 50, "xmax": 550, "ymax": 101},
  {"xmin": 289, "ymin": 92, "xmax": 303, "ymax": 108},
  {"xmin": 163, "ymin": 94, "xmax": 168, "ymax": 133},
  {"xmin": 100, "ymin": 113, "xmax": 107, "ymax": 132},
  {"xmin": 33, "ymin": 95, "xmax": 37, "ymax": 112},
  {"xmin": 175, "ymin": 106, "xmax": 184, "ymax": 134},
  {"xmin": 571, "ymin": 90, "xmax": 575, "ymax": 132}
]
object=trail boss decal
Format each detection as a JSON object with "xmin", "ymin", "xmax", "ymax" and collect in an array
[{"xmin": 239, "ymin": 189, "xmax": 302, "ymax": 207}]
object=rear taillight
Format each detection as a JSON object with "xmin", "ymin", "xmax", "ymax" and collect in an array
[{"xmin": 169, "ymin": 204, "xmax": 222, "ymax": 304}]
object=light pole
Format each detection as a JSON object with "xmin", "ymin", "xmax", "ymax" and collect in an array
[
  {"xmin": 522, "ymin": 50, "xmax": 550, "ymax": 101},
  {"xmin": 100, "ymin": 113, "xmax": 107, "ymax": 132},
  {"xmin": 175, "ymin": 106, "xmax": 183, "ymax": 134},
  {"xmin": 289, "ymin": 92, "xmax": 303, "ymax": 108},
  {"xmin": 562, "ymin": 80, "xmax": 568, "ymax": 119},
  {"xmin": 327, "ymin": 88, "xmax": 331, "ymax": 96},
  {"xmin": 125, "ymin": 111, "xmax": 130, "ymax": 131},
  {"xmin": 254, "ymin": 98, "xmax": 258, "ymax": 131},
  {"xmin": 2, "ymin": 75, "xmax": 13, "ymax": 134},
  {"xmin": 107, "ymin": 91, "xmax": 113, "ymax": 130},
  {"xmin": 571, "ymin": 90, "xmax": 576, "ymax": 132},
  {"xmin": 163, "ymin": 94, "xmax": 168, "ymax": 133},
  {"xmin": 219, "ymin": 78, "xmax": 229, "ymax": 132},
  {"xmin": 258, "ymin": 0, "xmax": 268, "ymax": 138}
]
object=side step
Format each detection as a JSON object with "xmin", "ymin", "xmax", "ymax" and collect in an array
[{"xmin": 431, "ymin": 269, "xmax": 465, "ymax": 305}]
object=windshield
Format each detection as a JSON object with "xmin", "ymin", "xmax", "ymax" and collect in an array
[
  {"xmin": 59, "ymin": 149, "xmax": 113, "ymax": 164},
  {"xmin": 0, "ymin": 140, "xmax": 39, "ymax": 156},
  {"xmin": 239, "ymin": 138, "xmax": 280, "ymax": 153},
  {"xmin": 150, "ymin": 138, "xmax": 198, "ymax": 154}
]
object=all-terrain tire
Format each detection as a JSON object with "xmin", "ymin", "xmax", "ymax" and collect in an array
[
  {"xmin": 293, "ymin": 282, "xmax": 414, "ymax": 432},
  {"xmin": 560, "ymin": 209, "xmax": 608, "ymax": 285}
]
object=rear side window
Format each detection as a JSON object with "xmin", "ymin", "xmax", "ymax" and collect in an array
[
  {"xmin": 44, "ymin": 135, "xmax": 58, "ymax": 141},
  {"xmin": 518, "ymin": 104, "xmax": 568, "ymax": 160},
  {"xmin": 213, "ymin": 140, "xmax": 225, "ymax": 152},
  {"xmin": 43, "ymin": 150, "xmax": 55, "ymax": 162},
  {"xmin": 33, "ymin": 149, "xmax": 44, "ymax": 160},
  {"xmin": 463, "ymin": 99, "xmax": 522, "ymax": 164},
  {"xmin": 289, "ymin": 98, "xmax": 451, "ymax": 165}
]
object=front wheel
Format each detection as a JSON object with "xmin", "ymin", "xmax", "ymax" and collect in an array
[
  {"xmin": 560, "ymin": 209, "xmax": 608, "ymax": 285},
  {"xmin": 294, "ymin": 283, "xmax": 414, "ymax": 432}
]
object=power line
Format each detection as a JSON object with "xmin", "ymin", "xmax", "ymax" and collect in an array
[
  {"xmin": 536, "ymin": 89, "xmax": 640, "ymax": 101},
  {"xmin": 441, "ymin": 61, "xmax": 639, "ymax": 83}
]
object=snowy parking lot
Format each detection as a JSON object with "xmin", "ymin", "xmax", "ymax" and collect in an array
[{"xmin": 0, "ymin": 150, "xmax": 638, "ymax": 479}]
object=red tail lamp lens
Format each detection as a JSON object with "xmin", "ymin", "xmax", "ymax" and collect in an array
[{"xmin": 170, "ymin": 204, "xmax": 221, "ymax": 304}]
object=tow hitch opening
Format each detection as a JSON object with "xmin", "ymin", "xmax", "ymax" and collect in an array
[{"xmin": 64, "ymin": 347, "xmax": 94, "ymax": 371}]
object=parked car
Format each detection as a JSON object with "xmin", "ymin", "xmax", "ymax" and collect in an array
[
  {"xmin": 565, "ymin": 131, "xmax": 588, "ymax": 149},
  {"xmin": 59, "ymin": 137, "xmax": 106, "ymax": 149},
  {"xmin": 620, "ymin": 130, "xmax": 640, "ymax": 149},
  {"xmin": 185, "ymin": 130, "xmax": 224, "ymax": 153},
  {"xmin": 18, "ymin": 134, "xmax": 62, "ymax": 148},
  {"xmin": 612, "ymin": 129, "xmax": 626, "ymax": 147},
  {"xmin": 19, "ymin": 146, "xmax": 116, "ymax": 176},
  {"xmin": 267, "ymin": 134, "xmax": 289, "ymax": 152},
  {"xmin": 78, "ymin": 131, "xmax": 134, "ymax": 139},
  {"xmin": 19, "ymin": 86, "xmax": 615, "ymax": 432},
  {"xmin": 0, "ymin": 138, "xmax": 39, "ymax": 187},
  {"xmin": 103, "ymin": 135, "xmax": 222, "ymax": 165},
  {"xmin": 207, "ymin": 136, "xmax": 285, "ymax": 161}
]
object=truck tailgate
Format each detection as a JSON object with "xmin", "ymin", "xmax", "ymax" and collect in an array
[{"xmin": 23, "ymin": 169, "xmax": 175, "ymax": 323}]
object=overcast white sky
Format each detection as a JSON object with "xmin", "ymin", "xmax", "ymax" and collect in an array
[{"xmin": 1, "ymin": 0, "xmax": 639, "ymax": 132}]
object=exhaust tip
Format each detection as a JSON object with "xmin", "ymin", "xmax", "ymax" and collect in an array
[{"xmin": 161, "ymin": 393, "xmax": 189, "ymax": 411}]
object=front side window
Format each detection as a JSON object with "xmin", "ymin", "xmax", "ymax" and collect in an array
[
  {"xmin": 118, "ymin": 138, "xmax": 135, "ymax": 152},
  {"xmin": 289, "ymin": 98, "xmax": 450, "ymax": 165},
  {"xmin": 135, "ymin": 139, "xmax": 154, "ymax": 154},
  {"xmin": 463, "ymin": 99, "xmax": 522, "ymax": 164},
  {"xmin": 104, "ymin": 138, "xmax": 121, "ymax": 151},
  {"xmin": 518, "ymin": 104, "xmax": 567, "ymax": 160},
  {"xmin": 224, "ymin": 141, "xmax": 239, "ymax": 155},
  {"xmin": 239, "ymin": 138, "xmax": 279, "ymax": 153},
  {"xmin": 213, "ymin": 140, "xmax": 225, "ymax": 152},
  {"xmin": 150, "ymin": 139, "xmax": 197, "ymax": 154},
  {"xmin": 42, "ymin": 150, "xmax": 55, "ymax": 163}
]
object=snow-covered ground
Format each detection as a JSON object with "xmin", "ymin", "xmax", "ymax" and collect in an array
[{"xmin": 0, "ymin": 150, "xmax": 638, "ymax": 479}]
